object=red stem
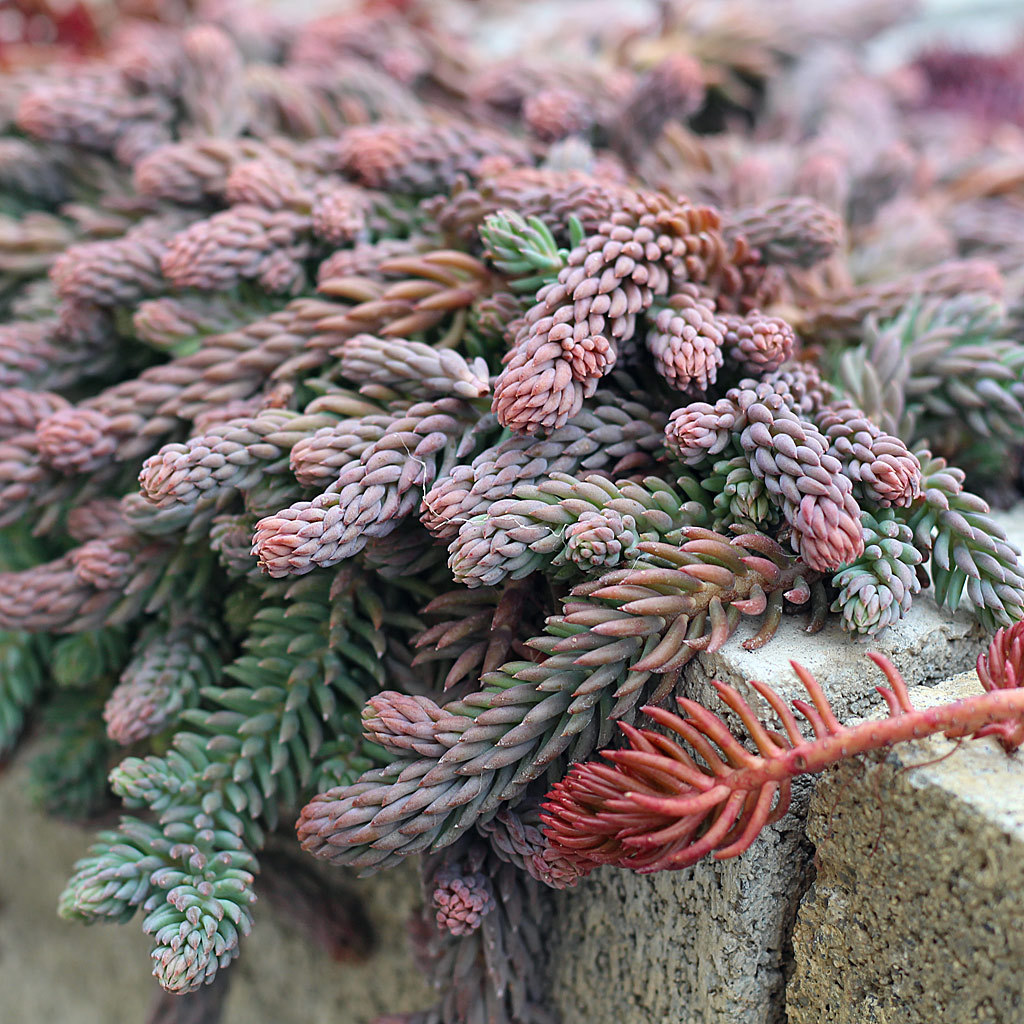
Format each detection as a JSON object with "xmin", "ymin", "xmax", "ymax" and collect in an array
[
  {"xmin": 543, "ymin": 642, "xmax": 1024, "ymax": 875},
  {"xmin": 739, "ymin": 687, "xmax": 1024, "ymax": 788}
]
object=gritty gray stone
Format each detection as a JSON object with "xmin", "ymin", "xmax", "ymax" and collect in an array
[
  {"xmin": 0, "ymin": 742, "xmax": 429, "ymax": 1024},
  {"xmin": 547, "ymin": 809, "xmax": 813, "ymax": 1024},
  {"xmin": 683, "ymin": 594, "xmax": 986, "ymax": 722},
  {"xmin": 787, "ymin": 671, "xmax": 1024, "ymax": 1024},
  {"xmin": 545, "ymin": 595, "xmax": 989, "ymax": 1024}
]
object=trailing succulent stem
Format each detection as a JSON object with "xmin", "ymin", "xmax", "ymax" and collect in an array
[
  {"xmin": 448, "ymin": 473, "xmax": 711, "ymax": 588},
  {"xmin": 541, "ymin": 637, "xmax": 1024, "ymax": 874},
  {"xmin": 901, "ymin": 448, "xmax": 1024, "ymax": 629}
]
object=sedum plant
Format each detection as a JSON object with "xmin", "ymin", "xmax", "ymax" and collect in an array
[
  {"xmin": 1, "ymin": 1, "xmax": 1024, "ymax": 1021},
  {"xmin": 541, "ymin": 630, "xmax": 1024, "ymax": 874}
]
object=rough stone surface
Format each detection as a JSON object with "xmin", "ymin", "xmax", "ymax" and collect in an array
[
  {"xmin": 787, "ymin": 671, "xmax": 1024, "ymax": 1024},
  {"xmin": 547, "ymin": 811, "xmax": 814, "ymax": 1024},
  {"xmin": 545, "ymin": 595, "xmax": 989, "ymax": 1024},
  {"xmin": 0, "ymin": 742, "xmax": 429, "ymax": 1024},
  {"xmin": 684, "ymin": 595, "xmax": 986, "ymax": 722}
]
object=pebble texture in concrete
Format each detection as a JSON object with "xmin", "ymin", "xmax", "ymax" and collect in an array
[
  {"xmin": 546, "ymin": 594, "xmax": 989, "ymax": 1024},
  {"xmin": 548, "ymin": 810, "xmax": 813, "ymax": 1024},
  {"xmin": 684, "ymin": 597, "xmax": 986, "ymax": 721},
  {"xmin": 0, "ymin": 744, "xmax": 429, "ymax": 1024},
  {"xmin": 787, "ymin": 672, "xmax": 1024, "ymax": 1024}
]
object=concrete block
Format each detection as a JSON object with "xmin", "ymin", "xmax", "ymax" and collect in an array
[
  {"xmin": 787, "ymin": 671, "xmax": 1024, "ymax": 1024},
  {"xmin": 0, "ymin": 743, "xmax": 429, "ymax": 1024},
  {"xmin": 684, "ymin": 595, "xmax": 986, "ymax": 722},
  {"xmin": 547, "ymin": 810, "xmax": 813, "ymax": 1024},
  {"xmin": 545, "ymin": 596, "xmax": 988, "ymax": 1024}
]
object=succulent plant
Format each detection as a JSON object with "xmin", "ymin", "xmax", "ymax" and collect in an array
[{"xmin": 1, "ymin": 2, "xmax": 1024, "ymax": 1023}]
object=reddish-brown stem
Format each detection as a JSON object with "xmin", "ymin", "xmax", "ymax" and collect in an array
[
  {"xmin": 542, "ymin": 645, "xmax": 1024, "ymax": 875},
  {"xmin": 743, "ymin": 687, "xmax": 1024, "ymax": 787}
]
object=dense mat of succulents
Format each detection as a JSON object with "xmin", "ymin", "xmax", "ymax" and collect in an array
[{"xmin": 3, "ymin": 1, "xmax": 1024, "ymax": 1020}]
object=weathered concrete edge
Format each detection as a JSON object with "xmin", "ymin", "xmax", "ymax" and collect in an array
[{"xmin": 786, "ymin": 669, "xmax": 1024, "ymax": 1024}]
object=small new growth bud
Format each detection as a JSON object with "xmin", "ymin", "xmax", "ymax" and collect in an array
[{"xmin": 431, "ymin": 865, "xmax": 495, "ymax": 936}]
